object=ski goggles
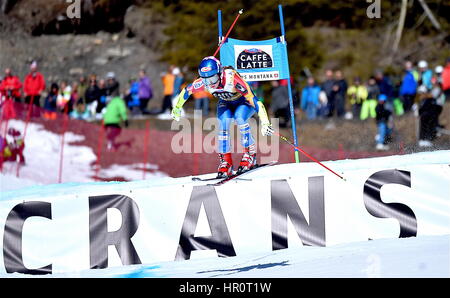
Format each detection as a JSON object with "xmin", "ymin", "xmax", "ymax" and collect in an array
[{"xmin": 202, "ymin": 74, "xmax": 220, "ymax": 87}]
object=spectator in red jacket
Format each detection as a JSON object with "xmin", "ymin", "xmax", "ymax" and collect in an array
[
  {"xmin": 442, "ymin": 58, "xmax": 450, "ymax": 101},
  {"xmin": 23, "ymin": 61, "xmax": 46, "ymax": 107},
  {"xmin": 0, "ymin": 68, "xmax": 22, "ymax": 102}
]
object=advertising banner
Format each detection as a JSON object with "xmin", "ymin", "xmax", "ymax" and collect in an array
[
  {"xmin": 0, "ymin": 152, "xmax": 449, "ymax": 275},
  {"xmin": 219, "ymin": 37, "xmax": 290, "ymax": 81}
]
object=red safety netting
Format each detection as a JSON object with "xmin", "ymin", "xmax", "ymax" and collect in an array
[{"xmin": 1, "ymin": 101, "xmax": 399, "ymax": 184}]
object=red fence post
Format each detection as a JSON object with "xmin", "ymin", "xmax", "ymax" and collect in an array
[
  {"xmin": 95, "ymin": 121, "xmax": 105, "ymax": 181},
  {"xmin": 338, "ymin": 143, "xmax": 344, "ymax": 160},
  {"xmin": 16, "ymin": 95, "xmax": 35, "ymax": 177},
  {"xmin": 58, "ymin": 106, "xmax": 69, "ymax": 183},
  {"xmin": 143, "ymin": 120, "xmax": 150, "ymax": 180},
  {"xmin": 0, "ymin": 97, "xmax": 14, "ymax": 173}
]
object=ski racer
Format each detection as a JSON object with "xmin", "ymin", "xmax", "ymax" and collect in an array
[{"xmin": 171, "ymin": 56, "xmax": 274, "ymax": 178}]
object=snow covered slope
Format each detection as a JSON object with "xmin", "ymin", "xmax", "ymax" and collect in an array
[
  {"xmin": 0, "ymin": 150, "xmax": 449, "ymax": 278},
  {"xmin": 0, "ymin": 120, "xmax": 168, "ymax": 192},
  {"xmin": 48, "ymin": 234, "xmax": 449, "ymax": 278}
]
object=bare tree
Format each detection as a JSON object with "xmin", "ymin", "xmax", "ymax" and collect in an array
[
  {"xmin": 392, "ymin": 0, "xmax": 408, "ymax": 55},
  {"xmin": 417, "ymin": 0, "xmax": 442, "ymax": 31}
]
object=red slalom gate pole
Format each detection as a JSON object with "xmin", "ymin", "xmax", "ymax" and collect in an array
[
  {"xmin": 142, "ymin": 120, "xmax": 150, "ymax": 180},
  {"xmin": 275, "ymin": 132, "xmax": 346, "ymax": 181},
  {"xmin": 95, "ymin": 121, "xmax": 105, "ymax": 181},
  {"xmin": 22, "ymin": 95, "xmax": 35, "ymax": 140},
  {"xmin": 213, "ymin": 9, "xmax": 243, "ymax": 57}
]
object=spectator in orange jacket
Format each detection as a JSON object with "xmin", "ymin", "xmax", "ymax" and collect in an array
[
  {"xmin": 23, "ymin": 61, "xmax": 46, "ymax": 107},
  {"xmin": 0, "ymin": 68, "xmax": 22, "ymax": 102}
]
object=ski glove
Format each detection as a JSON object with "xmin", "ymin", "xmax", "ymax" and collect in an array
[
  {"xmin": 171, "ymin": 107, "xmax": 182, "ymax": 122},
  {"xmin": 261, "ymin": 123, "xmax": 274, "ymax": 136}
]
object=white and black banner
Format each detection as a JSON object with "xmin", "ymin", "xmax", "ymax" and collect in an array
[{"xmin": 0, "ymin": 153, "xmax": 449, "ymax": 275}]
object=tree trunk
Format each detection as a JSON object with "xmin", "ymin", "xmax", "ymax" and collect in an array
[{"xmin": 392, "ymin": 0, "xmax": 408, "ymax": 55}]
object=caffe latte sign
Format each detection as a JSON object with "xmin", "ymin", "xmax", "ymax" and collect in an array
[{"xmin": 237, "ymin": 48, "xmax": 273, "ymax": 70}]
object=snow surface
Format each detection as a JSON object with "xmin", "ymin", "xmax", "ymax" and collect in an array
[
  {"xmin": 0, "ymin": 120, "xmax": 168, "ymax": 192},
  {"xmin": 47, "ymin": 235, "xmax": 450, "ymax": 278}
]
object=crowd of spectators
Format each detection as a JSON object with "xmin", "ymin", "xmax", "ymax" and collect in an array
[
  {"xmin": 269, "ymin": 58, "xmax": 449, "ymax": 150},
  {"xmin": 1, "ymin": 58, "xmax": 449, "ymax": 152}
]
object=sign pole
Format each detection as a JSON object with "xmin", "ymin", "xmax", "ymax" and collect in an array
[
  {"xmin": 278, "ymin": 4, "xmax": 300, "ymax": 163},
  {"xmin": 218, "ymin": 10, "xmax": 223, "ymax": 44}
]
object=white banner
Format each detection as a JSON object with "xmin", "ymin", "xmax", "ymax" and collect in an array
[{"xmin": 0, "ymin": 151, "xmax": 449, "ymax": 275}]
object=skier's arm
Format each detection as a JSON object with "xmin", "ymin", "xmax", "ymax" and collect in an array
[
  {"xmin": 171, "ymin": 78, "xmax": 203, "ymax": 121},
  {"xmin": 256, "ymin": 100, "xmax": 274, "ymax": 136}
]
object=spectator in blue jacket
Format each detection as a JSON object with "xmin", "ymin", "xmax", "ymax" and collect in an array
[
  {"xmin": 125, "ymin": 77, "xmax": 141, "ymax": 115},
  {"xmin": 399, "ymin": 61, "xmax": 418, "ymax": 112},
  {"xmin": 418, "ymin": 60, "xmax": 433, "ymax": 90},
  {"xmin": 301, "ymin": 77, "xmax": 321, "ymax": 120}
]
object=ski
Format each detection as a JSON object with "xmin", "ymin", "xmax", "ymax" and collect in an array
[
  {"xmin": 192, "ymin": 176, "xmax": 222, "ymax": 182},
  {"xmin": 208, "ymin": 161, "xmax": 278, "ymax": 187},
  {"xmin": 192, "ymin": 176, "xmax": 253, "ymax": 182}
]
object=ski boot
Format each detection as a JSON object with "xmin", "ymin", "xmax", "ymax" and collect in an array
[
  {"xmin": 237, "ymin": 145, "xmax": 257, "ymax": 174},
  {"xmin": 217, "ymin": 153, "xmax": 233, "ymax": 179}
]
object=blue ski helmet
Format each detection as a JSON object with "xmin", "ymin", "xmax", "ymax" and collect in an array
[{"xmin": 198, "ymin": 56, "xmax": 221, "ymax": 78}]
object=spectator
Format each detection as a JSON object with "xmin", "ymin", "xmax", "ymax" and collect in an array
[
  {"xmin": 77, "ymin": 76, "xmax": 88, "ymax": 101},
  {"xmin": 23, "ymin": 61, "xmax": 45, "ymax": 107},
  {"xmin": 361, "ymin": 76, "xmax": 379, "ymax": 120},
  {"xmin": 159, "ymin": 65, "xmax": 175, "ymax": 114},
  {"xmin": 103, "ymin": 95, "xmax": 129, "ymax": 151},
  {"xmin": 70, "ymin": 101, "xmax": 91, "ymax": 121},
  {"xmin": 321, "ymin": 69, "xmax": 335, "ymax": 117},
  {"xmin": 434, "ymin": 65, "xmax": 443, "ymax": 85},
  {"xmin": 442, "ymin": 58, "xmax": 450, "ymax": 101},
  {"xmin": 0, "ymin": 68, "xmax": 22, "ymax": 102},
  {"xmin": 418, "ymin": 60, "xmax": 433, "ymax": 91},
  {"xmin": 332, "ymin": 70, "xmax": 348, "ymax": 118},
  {"xmin": 56, "ymin": 81, "xmax": 72, "ymax": 113},
  {"xmin": 300, "ymin": 77, "xmax": 321, "ymax": 120},
  {"xmin": 43, "ymin": 83, "xmax": 59, "ymax": 120},
  {"xmin": 1, "ymin": 128, "xmax": 25, "ymax": 164},
  {"xmin": 85, "ymin": 75, "xmax": 101, "ymax": 116},
  {"xmin": 193, "ymin": 89, "xmax": 211, "ymax": 117},
  {"xmin": 432, "ymin": 67, "xmax": 445, "ymax": 106},
  {"xmin": 96, "ymin": 79, "xmax": 108, "ymax": 116},
  {"xmin": 125, "ymin": 77, "xmax": 141, "ymax": 115},
  {"xmin": 138, "ymin": 69, "xmax": 153, "ymax": 115},
  {"xmin": 375, "ymin": 94, "xmax": 393, "ymax": 151},
  {"xmin": 270, "ymin": 80, "xmax": 290, "ymax": 128},
  {"xmin": 318, "ymin": 89, "xmax": 328, "ymax": 118},
  {"xmin": 399, "ymin": 60, "xmax": 418, "ymax": 112},
  {"xmin": 71, "ymin": 81, "xmax": 81, "ymax": 105},
  {"xmin": 347, "ymin": 77, "xmax": 368, "ymax": 120},
  {"xmin": 417, "ymin": 86, "xmax": 442, "ymax": 147},
  {"xmin": 105, "ymin": 72, "xmax": 120, "ymax": 97},
  {"xmin": 172, "ymin": 67, "xmax": 184, "ymax": 99},
  {"xmin": 374, "ymin": 69, "xmax": 394, "ymax": 103}
]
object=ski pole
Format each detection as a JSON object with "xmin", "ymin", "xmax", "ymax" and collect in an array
[
  {"xmin": 275, "ymin": 132, "xmax": 346, "ymax": 181},
  {"xmin": 213, "ymin": 9, "xmax": 244, "ymax": 57}
]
